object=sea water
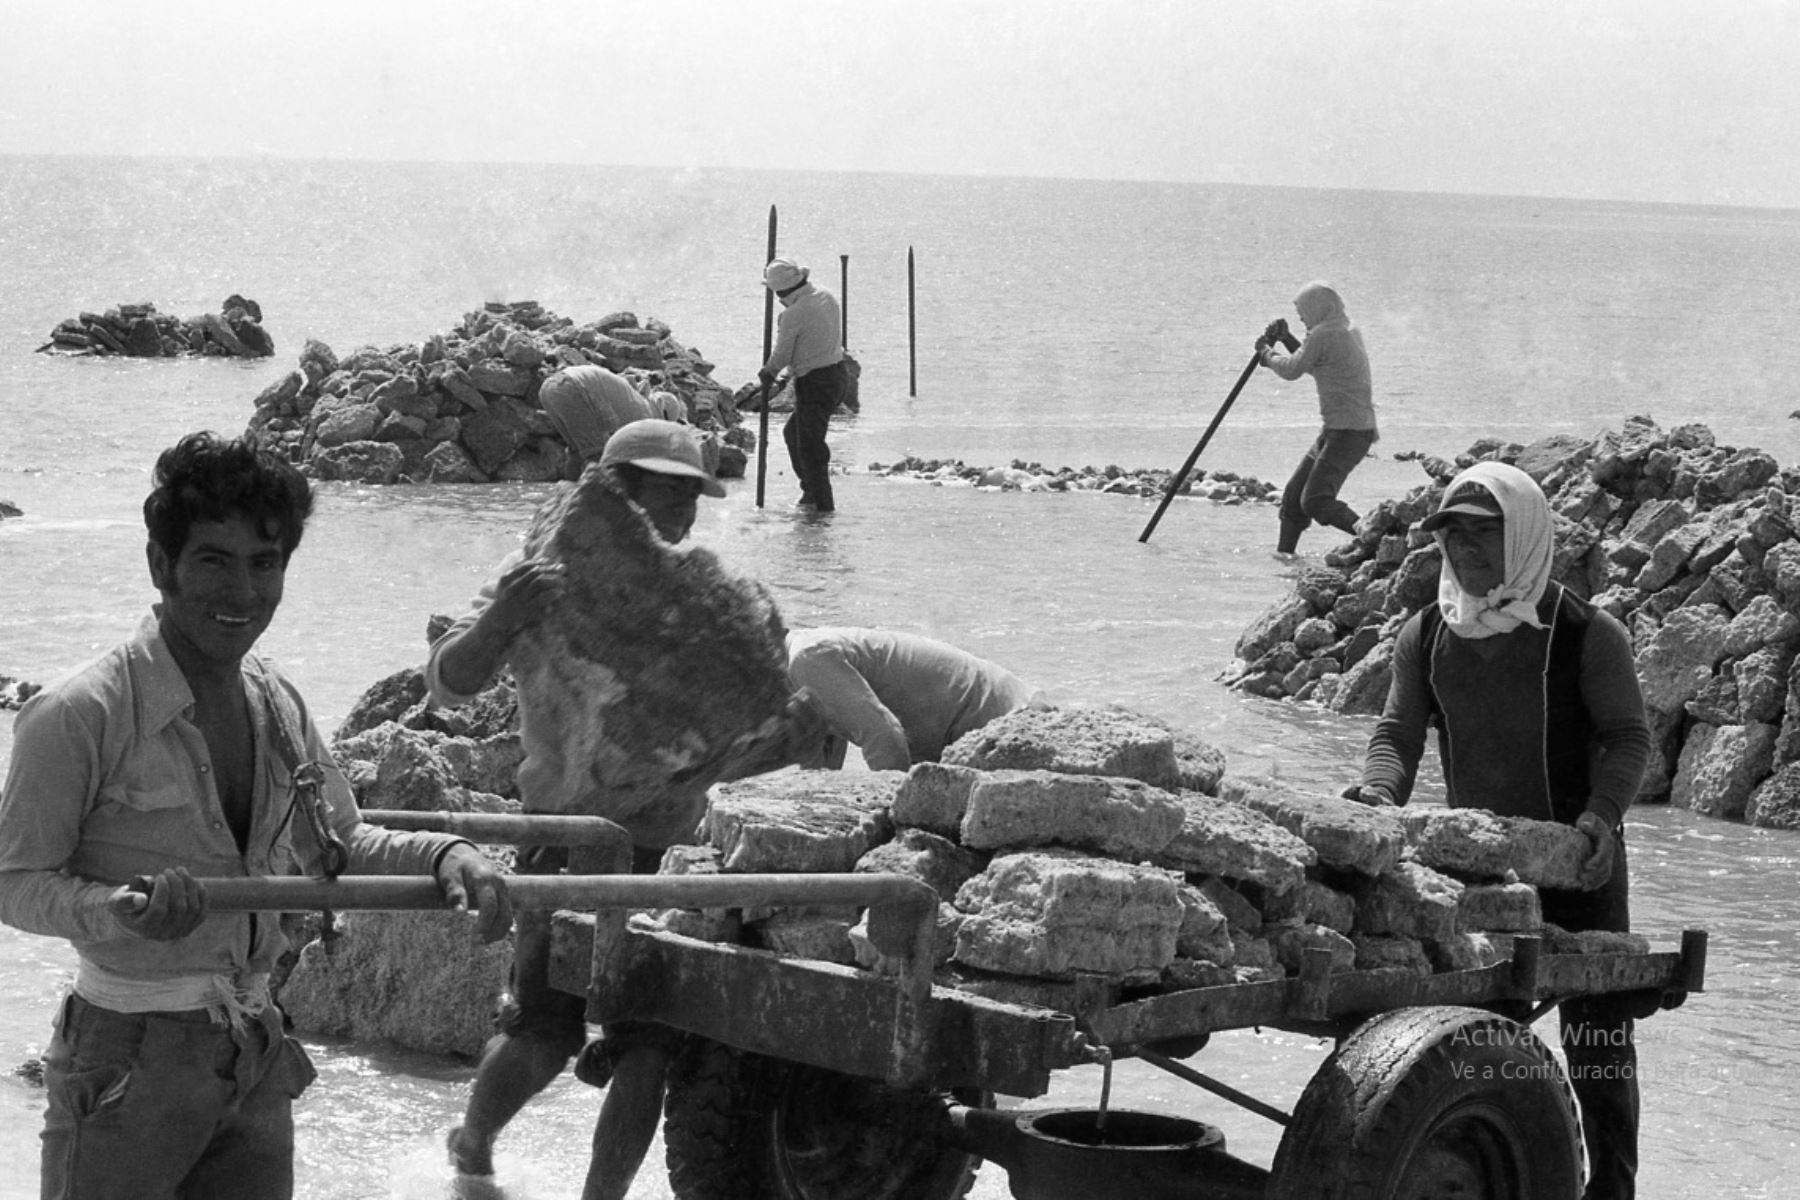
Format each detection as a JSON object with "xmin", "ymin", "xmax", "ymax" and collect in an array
[{"xmin": 3, "ymin": 157, "xmax": 1799, "ymax": 1197}]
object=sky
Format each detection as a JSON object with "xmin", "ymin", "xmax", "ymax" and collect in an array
[{"xmin": 3, "ymin": 0, "xmax": 1798, "ymax": 209}]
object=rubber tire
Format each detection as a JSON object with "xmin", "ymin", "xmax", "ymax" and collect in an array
[
  {"xmin": 1266, "ymin": 1006, "xmax": 1583, "ymax": 1200},
  {"xmin": 662, "ymin": 1036, "xmax": 985, "ymax": 1200}
]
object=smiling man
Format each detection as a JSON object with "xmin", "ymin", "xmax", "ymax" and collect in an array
[{"xmin": 0, "ymin": 431, "xmax": 511, "ymax": 1200}]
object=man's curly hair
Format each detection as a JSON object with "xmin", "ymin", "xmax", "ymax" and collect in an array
[{"xmin": 143, "ymin": 432, "xmax": 314, "ymax": 563}]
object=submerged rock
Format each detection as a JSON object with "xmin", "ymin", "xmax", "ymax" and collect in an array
[{"xmin": 38, "ymin": 296, "xmax": 274, "ymax": 359}]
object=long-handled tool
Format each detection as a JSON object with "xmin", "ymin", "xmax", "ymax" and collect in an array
[{"xmin": 1137, "ymin": 322, "xmax": 1298, "ymax": 543}]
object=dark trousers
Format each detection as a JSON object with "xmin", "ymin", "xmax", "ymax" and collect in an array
[
  {"xmin": 783, "ymin": 362, "xmax": 847, "ymax": 511},
  {"xmin": 41, "ymin": 993, "xmax": 315, "ymax": 1200},
  {"xmin": 1541, "ymin": 840, "xmax": 1639, "ymax": 1200},
  {"xmin": 1278, "ymin": 426, "xmax": 1375, "ymax": 551}
]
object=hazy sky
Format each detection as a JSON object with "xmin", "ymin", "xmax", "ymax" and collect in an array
[{"xmin": 5, "ymin": 0, "xmax": 1797, "ymax": 208}]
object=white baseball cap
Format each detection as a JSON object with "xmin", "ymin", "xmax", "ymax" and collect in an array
[
  {"xmin": 599, "ymin": 419, "xmax": 726, "ymax": 497},
  {"xmin": 762, "ymin": 257, "xmax": 809, "ymax": 292}
]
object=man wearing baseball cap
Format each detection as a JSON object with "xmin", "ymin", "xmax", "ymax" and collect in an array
[
  {"xmin": 759, "ymin": 256, "xmax": 848, "ymax": 512},
  {"xmin": 431, "ymin": 419, "xmax": 729, "ymax": 1199},
  {"xmin": 1348, "ymin": 460, "xmax": 1651, "ymax": 1199}
]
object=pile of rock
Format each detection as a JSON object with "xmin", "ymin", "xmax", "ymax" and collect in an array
[
  {"xmin": 1223, "ymin": 416, "xmax": 1800, "ymax": 829},
  {"xmin": 281, "ymin": 695, "xmax": 1646, "ymax": 1056},
  {"xmin": 243, "ymin": 301, "xmax": 755, "ymax": 486},
  {"xmin": 869, "ymin": 455, "xmax": 1279, "ymax": 503},
  {"xmin": 670, "ymin": 708, "xmax": 1639, "ymax": 1011},
  {"xmin": 38, "ymin": 295, "xmax": 273, "ymax": 358}
]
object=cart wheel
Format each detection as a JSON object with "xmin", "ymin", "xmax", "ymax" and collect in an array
[
  {"xmin": 1265, "ymin": 1006, "xmax": 1582, "ymax": 1200},
  {"xmin": 663, "ymin": 1036, "xmax": 987, "ymax": 1200}
]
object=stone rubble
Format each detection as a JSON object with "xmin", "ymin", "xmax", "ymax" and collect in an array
[
  {"xmin": 242, "ymin": 300, "xmax": 756, "ymax": 485},
  {"xmin": 866, "ymin": 455, "xmax": 1281, "ymax": 505},
  {"xmin": 38, "ymin": 295, "xmax": 274, "ymax": 358}
]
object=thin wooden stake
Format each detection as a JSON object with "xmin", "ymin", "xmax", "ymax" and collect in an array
[
  {"xmin": 757, "ymin": 205, "xmax": 777, "ymax": 507},
  {"xmin": 907, "ymin": 246, "xmax": 917, "ymax": 396}
]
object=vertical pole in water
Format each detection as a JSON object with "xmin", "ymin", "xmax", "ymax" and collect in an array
[
  {"xmin": 907, "ymin": 246, "xmax": 917, "ymax": 397},
  {"xmin": 840, "ymin": 254, "xmax": 849, "ymax": 348},
  {"xmin": 757, "ymin": 205, "xmax": 777, "ymax": 508}
]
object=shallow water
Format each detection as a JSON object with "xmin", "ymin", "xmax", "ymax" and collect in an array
[{"xmin": 4, "ymin": 157, "xmax": 1799, "ymax": 1197}]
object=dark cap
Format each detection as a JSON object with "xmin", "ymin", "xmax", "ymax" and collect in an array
[{"xmin": 1421, "ymin": 479, "xmax": 1503, "ymax": 532}]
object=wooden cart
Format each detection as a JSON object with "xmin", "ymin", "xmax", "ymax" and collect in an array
[{"xmin": 254, "ymin": 810, "xmax": 1706, "ymax": 1200}]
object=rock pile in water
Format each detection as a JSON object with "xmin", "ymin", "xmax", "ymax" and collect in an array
[
  {"xmin": 243, "ymin": 301, "xmax": 755, "ymax": 486},
  {"xmin": 285, "ymin": 690, "xmax": 1651, "ymax": 1057},
  {"xmin": 1223, "ymin": 415, "xmax": 1800, "ymax": 830},
  {"xmin": 869, "ymin": 455, "xmax": 1279, "ymax": 503},
  {"xmin": 38, "ymin": 295, "xmax": 274, "ymax": 357}
]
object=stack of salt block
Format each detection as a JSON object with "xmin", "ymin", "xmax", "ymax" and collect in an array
[{"xmin": 646, "ymin": 706, "xmax": 1649, "ymax": 1009}]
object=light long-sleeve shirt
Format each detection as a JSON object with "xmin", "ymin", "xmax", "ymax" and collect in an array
[
  {"xmin": 1261, "ymin": 316, "xmax": 1377, "ymax": 432},
  {"xmin": 0, "ymin": 616, "xmax": 467, "ymax": 1010},
  {"xmin": 762, "ymin": 282, "xmax": 844, "ymax": 380},
  {"xmin": 786, "ymin": 628, "xmax": 1039, "ymax": 771}
]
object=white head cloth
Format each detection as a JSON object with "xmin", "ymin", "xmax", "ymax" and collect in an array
[{"xmin": 1434, "ymin": 461, "xmax": 1552, "ymax": 640}]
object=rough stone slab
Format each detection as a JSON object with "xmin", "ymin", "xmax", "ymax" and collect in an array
[
  {"xmin": 1401, "ymin": 807, "xmax": 1591, "ymax": 889},
  {"xmin": 706, "ymin": 771, "xmax": 902, "ymax": 873},
  {"xmin": 1195, "ymin": 876, "xmax": 1263, "ymax": 933},
  {"xmin": 953, "ymin": 849, "xmax": 1181, "ymax": 980},
  {"xmin": 1353, "ymin": 862, "xmax": 1464, "ymax": 942},
  {"xmin": 1230, "ymin": 932, "xmax": 1280, "ymax": 975},
  {"xmin": 279, "ymin": 910, "xmax": 511, "ymax": 1059},
  {"xmin": 1672, "ymin": 720, "xmax": 1779, "ymax": 819},
  {"xmin": 942, "ymin": 705, "xmax": 1182, "ymax": 790},
  {"xmin": 1132, "ymin": 712, "xmax": 1229, "ymax": 794},
  {"xmin": 647, "ymin": 843, "xmax": 736, "ymax": 931},
  {"xmin": 960, "ymin": 771, "xmax": 1185, "ymax": 858},
  {"xmin": 1220, "ymin": 778, "xmax": 1405, "ymax": 876},
  {"xmin": 1352, "ymin": 934, "xmax": 1433, "ymax": 976},
  {"xmin": 891, "ymin": 762, "xmax": 982, "ymax": 836},
  {"xmin": 1457, "ymin": 882, "xmax": 1543, "ymax": 933},
  {"xmin": 747, "ymin": 912, "xmax": 857, "ymax": 964},
  {"xmin": 1542, "ymin": 925, "xmax": 1651, "ymax": 955},
  {"xmin": 1269, "ymin": 922, "xmax": 1356, "ymax": 973},
  {"xmin": 855, "ymin": 827, "xmax": 987, "ymax": 901},
  {"xmin": 1429, "ymin": 931, "xmax": 1517, "ymax": 972},
  {"xmin": 1152, "ymin": 792, "xmax": 1316, "ymax": 893},
  {"xmin": 850, "ymin": 902, "xmax": 961, "ymax": 973},
  {"xmin": 508, "ymin": 468, "xmax": 797, "ymax": 806},
  {"xmin": 1262, "ymin": 879, "xmax": 1356, "ymax": 933},
  {"xmin": 1175, "ymin": 885, "xmax": 1234, "ymax": 963}
]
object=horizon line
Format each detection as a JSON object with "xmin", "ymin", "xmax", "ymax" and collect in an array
[{"xmin": 4, "ymin": 149, "xmax": 1797, "ymax": 218}]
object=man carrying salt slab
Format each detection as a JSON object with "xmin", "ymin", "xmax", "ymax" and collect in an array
[{"xmin": 431, "ymin": 418, "xmax": 825, "ymax": 1200}]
